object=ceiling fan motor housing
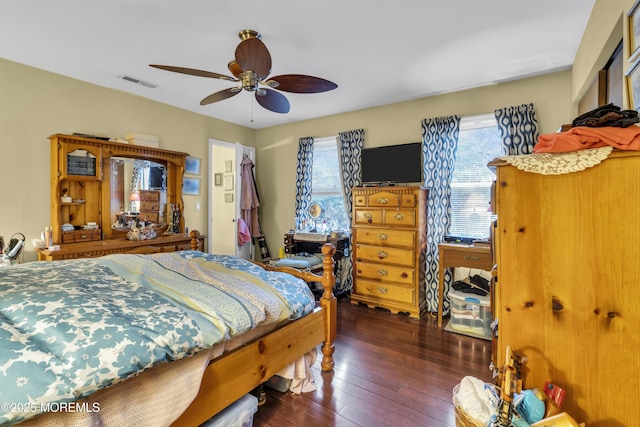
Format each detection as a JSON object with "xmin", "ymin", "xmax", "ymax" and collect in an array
[{"xmin": 240, "ymin": 71, "xmax": 259, "ymax": 91}]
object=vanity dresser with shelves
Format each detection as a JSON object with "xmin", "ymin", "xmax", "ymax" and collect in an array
[
  {"xmin": 350, "ymin": 186, "xmax": 428, "ymax": 318},
  {"xmin": 39, "ymin": 133, "xmax": 204, "ymax": 261}
]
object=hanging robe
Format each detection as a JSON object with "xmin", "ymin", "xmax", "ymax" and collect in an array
[{"xmin": 240, "ymin": 155, "xmax": 262, "ymax": 237}]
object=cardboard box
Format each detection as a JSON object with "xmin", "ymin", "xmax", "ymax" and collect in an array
[
  {"xmin": 124, "ymin": 132, "xmax": 158, "ymax": 142},
  {"xmin": 125, "ymin": 133, "xmax": 159, "ymax": 148}
]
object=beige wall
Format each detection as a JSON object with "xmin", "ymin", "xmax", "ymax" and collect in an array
[
  {"xmin": 253, "ymin": 72, "xmax": 572, "ymax": 254},
  {"xmin": 571, "ymin": 0, "xmax": 635, "ymax": 109},
  {"xmin": 0, "ymin": 57, "xmax": 254, "ymax": 261}
]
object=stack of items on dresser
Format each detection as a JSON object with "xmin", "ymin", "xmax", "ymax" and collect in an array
[{"xmin": 125, "ymin": 133, "xmax": 159, "ymax": 148}]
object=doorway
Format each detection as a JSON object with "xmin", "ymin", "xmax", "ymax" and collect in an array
[{"xmin": 208, "ymin": 139, "xmax": 255, "ymax": 259}]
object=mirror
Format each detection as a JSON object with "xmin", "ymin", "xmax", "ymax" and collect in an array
[
  {"xmin": 309, "ymin": 202, "xmax": 324, "ymax": 220},
  {"xmin": 308, "ymin": 202, "xmax": 325, "ymax": 232},
  {"xmin": 110, "ymin": 157, "xmax": 167, "ymax": 230}
]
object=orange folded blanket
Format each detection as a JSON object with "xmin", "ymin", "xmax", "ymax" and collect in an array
[{"xmin": 534, "ymin": 125, "xmax": 640, "ymax": 153}]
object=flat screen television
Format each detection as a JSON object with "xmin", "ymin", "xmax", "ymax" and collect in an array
[
  {"xmin": 149, "ymin": 166, "xmax": 165, "ymax": 190},
  {"xmin": 361, "ymin": 142, "xmax": 423, "ymax": 185}
]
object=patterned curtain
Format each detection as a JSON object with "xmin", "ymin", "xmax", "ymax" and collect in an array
[
  {"xmin": 337, "ymin": 129, "xmax": 365, "ymax": 295},
  {"xmin": 294, "ymin": 137, "xmax": 314, "ymax": 228},
  {"xmin": 494, "ymin": 103, "xmax": 539, "ymax": 155},
  {"xmin": 422, "ymin": 115, "xmax": 460, "ymax": 314}
]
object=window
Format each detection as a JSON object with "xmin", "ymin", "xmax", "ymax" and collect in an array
[
  {"xmin": 310, "ymin": 137, "xmax": 350, "ymax": 232},
  {"xmin": 448, "ymin": 114, "xmax": 501, "ymax": 239}
]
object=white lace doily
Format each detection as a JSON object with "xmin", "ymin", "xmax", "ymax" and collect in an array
[{"xmin": 498, "ymin": 146, "xmax": 614, "ymax": 175}]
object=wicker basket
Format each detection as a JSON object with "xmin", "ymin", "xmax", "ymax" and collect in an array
[{"xmin": 452, "ymin": 383, "xmax": 486, "ymax": 427}]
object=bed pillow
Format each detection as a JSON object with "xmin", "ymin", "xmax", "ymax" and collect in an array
[{"xmin": 275, "ymin": 255, "xmax": 323, "ymax": 269}]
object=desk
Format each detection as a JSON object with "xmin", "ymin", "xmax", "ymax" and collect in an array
[
  {"xmin": 437, "ymin": 242, "xmax": 493, "ymax": 328},
  {"xmin": 284, "ymin": 232, "xmax": 349, "ymax": 261}
]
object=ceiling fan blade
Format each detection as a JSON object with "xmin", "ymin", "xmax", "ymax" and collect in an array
[
  {"xmin": 150, "ymin": 64, "xmax": 237, "ymax": 82},
  {"xmin": 267, "ymin": 74, "xmax": 338, "ymax": 93},
  {"xmin": 235, "ymin": 38, "xmax": 272, "ymax": 80},
  {"xmin": 200, "ymin": 87, "xmax": 241, "ymax": 105},
  {"xmin": 255, "ymin": 88, "xmax": 290, "ymax": 113}
]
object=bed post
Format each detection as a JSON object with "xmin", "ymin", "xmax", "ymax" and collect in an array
[
  {"xmin": 189, "ymin": 230, "xmax": 201, "ymax": 250},
  {"xmin": 320, "ymin": 243, "xmax": 336, "ymax": 371}
]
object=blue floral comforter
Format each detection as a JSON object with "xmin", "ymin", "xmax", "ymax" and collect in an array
[{"xmin": 0, "ymin": 250, "xmax": 315, "ymax": 426}]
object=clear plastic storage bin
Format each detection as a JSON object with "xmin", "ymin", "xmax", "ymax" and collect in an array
[
  {"xmin": 199, "ymin": 393, "xmax": 259, "ymax": 427},
  {"xmin": 448, "ymin": 289, "xmax": 492, "ymax": 339}
]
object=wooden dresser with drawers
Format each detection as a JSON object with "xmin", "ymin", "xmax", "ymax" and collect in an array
[
  {"xmin": 138, "ymin": 189, "xmax": 162, "ymax": 224},
  {"xmin": 350, "ymin": 186, "xmax": 428, "ymax": 318}
]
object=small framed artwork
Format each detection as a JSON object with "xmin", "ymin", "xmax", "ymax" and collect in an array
[
  {"xmin": 183, "ymin": 177, "xmax": 200, "ymax": 196},
  {"xmin": 185, "ymin": 156, "xmax": 201, "ymax": 175},
  {"xmin": 214, "ymin": 173, "xmax": 223, "ymax": 186},
  {"xmin": 224, "ymin": 174, "xmax": 234, "ymax": 191},
  {"xmin": 626, "ymin": 57, "xmax": 640, "ymax": 111},
  {"xmin": 630, "ymin": 0, "xmax": 640, "ymax": 61},
  {"xmin": 224, "ymin": 160, "xmax": 233, "ymax": 172},
  {"xmin": 224, "ymin": 193, "xmax": 234, "ymax": 203}
]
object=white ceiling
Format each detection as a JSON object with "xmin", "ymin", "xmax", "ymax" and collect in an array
[{"xmin": 1, "ymin": 0, "xmax": 595, "ymax": 130}]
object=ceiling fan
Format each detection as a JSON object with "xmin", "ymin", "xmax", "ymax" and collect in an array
[{"xmin": 150, "ymin": 29, "xmax": 338, "ymax": 114}]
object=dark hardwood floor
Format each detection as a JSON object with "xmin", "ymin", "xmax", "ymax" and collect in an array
[{"xmin": 253, "ymin": 299, "xmax": 493, "ymax": 427}]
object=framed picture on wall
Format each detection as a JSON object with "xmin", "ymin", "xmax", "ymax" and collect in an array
[
  {"xmin": 185, "ymin": 156, "xmax": 201, "ymax": 175},
  {"xmin": 626, "ymin": 57, "xmax": 640, "ymax": 111},
  {"xmin": 214, "ymin": 173, "xmax": 223, "ymax": 186},
  {"xmin": 183, "ymin": 177, "xmax": 200, "ymax": 195},
  {"xmin": 629, "ymin": 0, "xmax": 640, "ymax": 61},
  {"xmin": 224, "ymin": 174, "xmax": 234, "ymax": 191}
]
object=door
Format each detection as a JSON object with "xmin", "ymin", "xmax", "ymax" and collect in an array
[{"xmin": 208, "ymin": 139, "xmax": 256, "ymax": 259}]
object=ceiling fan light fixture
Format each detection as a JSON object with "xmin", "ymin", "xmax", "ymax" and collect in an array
[{"xmin": 227, "ymin": 60, "xmax": 242, "ymax": 78}]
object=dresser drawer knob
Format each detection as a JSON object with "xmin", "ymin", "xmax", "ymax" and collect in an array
[
  {"xmin": 378, "ymin": 233, "xmax": 388, "ymax": 240},
  {"xmin": 394, "ymin": 213, "xmax": 404, "ymax": 220},
  {"xmin": 377, "ymin": 268, "xmax": 388, "ymax": 276},
  {"xmin": 463, "ymin": 256, "xmax": 482, "ymax": 261},
  {"xmin": 378, "ymin": 250, "xmax": 387, "ymax": 258},
  {"xmin": 378, "ymin": 286, "xmax": 388, "ymax": 294},
  {"xmin": 377, "ymin": 198, "xmax": 388, "ymax": 204}
]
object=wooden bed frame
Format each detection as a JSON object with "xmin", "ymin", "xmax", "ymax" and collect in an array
[{"xmin": 170, "ymin": 231, "xmax": 337, "ymax": 426}]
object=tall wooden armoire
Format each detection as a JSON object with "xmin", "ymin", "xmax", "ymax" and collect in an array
[{"xmin": 491, "ymin": 150, "xmax": 640, "ymax": 425}]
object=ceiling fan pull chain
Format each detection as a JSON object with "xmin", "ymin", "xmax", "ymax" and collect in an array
[{"xmin": 250, "ymin": 95, "xmax": 254, "ymax": 123}]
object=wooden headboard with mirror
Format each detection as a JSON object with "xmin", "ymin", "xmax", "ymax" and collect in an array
[{"xmin": 47, "ymin": 133, "xmax": 188, "ymax": 247}]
